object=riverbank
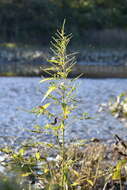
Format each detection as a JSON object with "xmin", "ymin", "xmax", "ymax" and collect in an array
[
  {"xmin": 1, "ymin": 44, "xmax": 127, "ymax": 77},
  {"xmin": 0, "ymin": 138, "xmax": 127, "ymax": 190}
]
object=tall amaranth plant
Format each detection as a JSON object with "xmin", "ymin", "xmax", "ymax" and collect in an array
[
  {"xmin": 1, "ymin": 22, "xmax": 123, "ymax": 190},
  {"xmin": 1, "ymin": 22, "xmax": 90, "ymax": 190},
  {"xmin": 36, "ymin": 21, "xmax": 79, "ymax": 189}
]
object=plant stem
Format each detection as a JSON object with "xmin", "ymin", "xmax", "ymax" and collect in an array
[{"xmin": 62, "ymin": 120, "xmax": 65, "ymax": 190}]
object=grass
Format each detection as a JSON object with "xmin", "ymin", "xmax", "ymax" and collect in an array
[{"xmin": 1, "ymin": 140, "xmax": 127, "ymax": 189}]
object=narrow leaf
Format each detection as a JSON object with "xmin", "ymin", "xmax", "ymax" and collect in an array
[
  {"xmin": 87, "ymin": 179, "xmax": 94, "ymax": 186},
  {"xmin": 40, "ymin": 78, "xmax": 54, "ymax": 83},
  {"xmin": 21, "ymin": 172, "xmax": 32, "ymax": 177},
  {"xmin": 42, "ymin": 85, "xmax": 57, "ymax": 102},
  {"xmin": 35, "ymin": 152, "xmax": 41, "ymax": 160},
  {"xmin": 19, "ymin": 148, "xmax": 25, "ymax": 156}
]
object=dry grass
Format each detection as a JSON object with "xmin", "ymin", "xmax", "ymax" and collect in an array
[{"xmin": 1, "ymin": 139, "xmax": 127, "ymax": 190}]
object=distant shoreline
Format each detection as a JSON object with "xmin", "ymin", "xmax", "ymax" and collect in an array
[
  {"xmin": 1, "ymin": 65, "xmax": 127, "ymax": 78},
  {"xmin": 0, "ymin": 45, "xmax": 127, "ymax": 78}
]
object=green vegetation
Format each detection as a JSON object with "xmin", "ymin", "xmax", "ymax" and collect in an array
[
  {"xmin": 1, "ymin": 22, "xmax": 127, "ymax": 190},
  {"xmin": 0, "ymin": 0, "xmax": 127, "ymax": 47}
]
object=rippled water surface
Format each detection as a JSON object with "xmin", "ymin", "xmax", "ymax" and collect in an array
[{"xmin": 1, "ymin": 77, "xmax": 127, "ymax": 145}]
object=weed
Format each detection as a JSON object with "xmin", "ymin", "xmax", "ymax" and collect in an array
[{"xmin": 1, "ymin": 22, "xmax": 127, "ymax": 190}]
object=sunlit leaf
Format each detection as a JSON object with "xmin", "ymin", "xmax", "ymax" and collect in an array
[
  {"xmin": 0, "ymin": 147, "xmax": 13, "ymax": 154},
  {"xmin": 19, "ymin": 148, "xmax": 25, "ymax": 156},
  {"xmin": 31, "ymin": 130, "xmax": 43, "ymax": 133},
  {"xmin": 44, "ymin": 124, "xmax": 53, "ymax": 129},
  {"xmin": 35, "ymin": 152, "xmax": 41, "ymax": 160},
  {"xmin": 71, "ymin": 182, "xmax": 79, "ymax": 186},
  {"xmin": 42, "ymin": 103, "xmax": 51, "ymax": 109},
  {"xmin": 31, "ymin": 103, "xmax": 51, "ymax": 116},
  {"xmin": 48, "ymin": 59, "xmax": 62, "ymax": 65},
  {"xmin": 52, "ymin": 125, "xmax": 61, "ymax": 131},
  {"xmin": 21, "ymin": 172, "xmax": 32, "ymax": 177},
  {"xmin": 62, "ymin": 103, "xmax": 71, "ymax": 118},
  {"xmin": 42, "ymin": 85, "xmax": 57, "ymax": 102},
  {"xmin": 40, "ymin": 77, "xmax": 54, "ymax": 83},
  {"xmin": 112, "ymin": 159, "xmax": 127, "ymax": 180},
  {"xmin": 87, "ymin": 179, "xmax": 94, "ymax": 186},
  {"xmin": 43, "ymin": 67, "xmax": 58, "ymax": 71},
  {"xmin": 46, "ymin": 143, "xmax": 54, "ymax": 148},
  {"xmin": 12, "ymin": 153, "xmax": 18, "ymax": 159},
  {"xmin": 44, "ymin": 168, "xmax": 49, "ymax": 173},
  {"xmin": 34, "ymin": 125, "xmax": 41, "ymax": 130},
  {"xmin": 72, "ymin": 169, "xmax": 80, "ymax": 177},
  {"xmin": 60, "ymin": 122, "xmax": 64, "ymax": 129}
]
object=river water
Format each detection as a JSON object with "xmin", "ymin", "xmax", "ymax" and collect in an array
[{"xmin": 1, "ymin": 77, "xmax": 127, "ymax": 146}]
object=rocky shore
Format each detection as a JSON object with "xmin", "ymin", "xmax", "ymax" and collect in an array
[
  {"xmin": 1, "ymin": 77, "xmax": 127, "ymax": 147},
  {"xmin": 0, "ymin": 46, "xmax": 127, "ymax": 77},
  {"xmin": 1, "ymin": 76, "xmax": 127, "ymax": 188}
]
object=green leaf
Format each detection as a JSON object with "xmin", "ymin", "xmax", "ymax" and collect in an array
[
  {"xmin": 48, "ymin": 59, "xmax": 62, "ymax": 65},
  {"xmin": 42, "ymin": 85, "xmax": 57, "ymax": 102},
  {"xmin": 87, "ymin": 179, "xmax": 94, "ymax": 186},
  {"xmin": 42, "ymin": 103, "xmax": 51, "ymax": 109},
  {"xmin": 21, "ymin": 172, "xmax": 32, "ymax": 177},
  {"xmin": 112, "ymin": 159, "xmax": 127, "ymax": 180},
  {"xmin": 40, "ymin": 77, "xmax": 54, "ymax": 83},
  {"xmin": 72, "ymin": 169, "xmax": 80, "ymax": 177},
  {"xmin": 32, "ymin": 103, "xmax": 51, "ymax": 116},
  {"xmin": 35, "ymin": 152, "xmax": 41, "ymax": 160},
  {"xmin": 34, "ymin": 125, "xmax": 41, "ymax": 130},
  {"xmin": 19, "ymin": 148, "xmax": 25, "ymax": 156},
  {"xmin": 71, "ymin": 182, "xmax": 79, "ymax": 186},
  {"xmin": 31, "ymin": 130, "xmax": 43, "ymax": 133},
  {"xmin": 52, "ymin": 125, "xmax": 61, "ymax": 131},
  {"xmin": 62, "ymin": 103, "xmax": 70, "ymax": 118},
  {"xmin": 44, "ymin": 124, "xmax": 53, "ymax": 129},
  {"xmin": 0, "ymin": 147, "xmax": 13, "ymax": 154},
  {"xmin": 46, "ymin": 143, "xmax": 54, "ymax": 148}
]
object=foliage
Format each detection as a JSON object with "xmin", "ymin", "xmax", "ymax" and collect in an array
[
  {"xmin": 2, "ymin": 140, "xmax": 127, "ymax": 189},
  {"xmin": 0, "ymin": 0, "xmax": 127, "ymax": 45}
]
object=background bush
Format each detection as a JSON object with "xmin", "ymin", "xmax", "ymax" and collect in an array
[{"xmin": 0, "ymin": 0, "xmax": 127, "ymax": 47}]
